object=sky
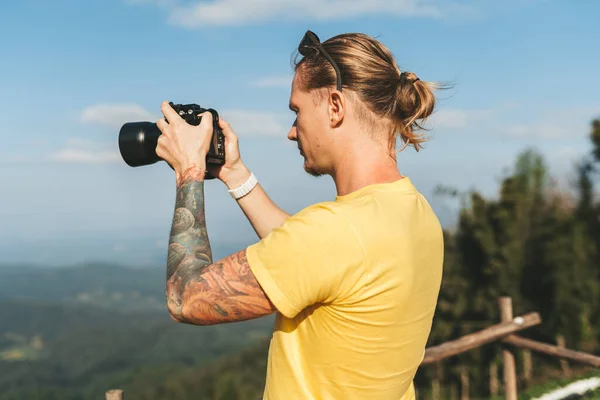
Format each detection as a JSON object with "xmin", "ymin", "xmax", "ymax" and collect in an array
[{"xmin": 1, "ymin": 0, "xmax": 599, "ymax": 267}]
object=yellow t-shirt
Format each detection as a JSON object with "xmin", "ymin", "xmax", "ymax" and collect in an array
[{"xmin": 246, "ymin": 177, "xmax": 444, "ymax": 400}]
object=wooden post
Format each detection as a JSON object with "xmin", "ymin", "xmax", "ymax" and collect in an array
[
  {"xmin": 490, "ymin": 362, "xmax": 499, "ymax": 397},
  {"xmin": 432, "ymin": 362, "xmax": 442, "ymax": 400},
  {"xmin": 499, "ymin": 297, "xmax": 518, "ymax": 400},
  {"xmin": 557, "ymin": 335, "xmax": 571, "ymax": 377},
  {"xmin": 106, "ymin": 390, "xmax": 123, "ymax": 400},
  {"xmin": 460, "ymin": 367, "xmax": 470, "ymax": 400},
  {"xmin": 502, "ymin": 335, "xmax": 600, "ymax": 367},
  {"xmin": 432, "ymin": 378, "xmax": 441, "ymax": 400},
  {"xmin": 450, "ymin": 383, "xmax": 459, "ymax": 400},
  {"xmin": 523, "ymin": 349, "xmax": 532, "ymax": 384}
]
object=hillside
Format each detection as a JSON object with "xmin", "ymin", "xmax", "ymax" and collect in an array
[{"xmin": 0, "ymin": 264, "xmax": 274, "ymax": 399}]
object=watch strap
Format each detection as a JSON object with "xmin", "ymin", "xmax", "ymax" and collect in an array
[{"xmin": 228, "ymin": 173, "xmax": 258, "ymax": 200}]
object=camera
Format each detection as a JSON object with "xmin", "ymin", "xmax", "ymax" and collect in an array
[{"xmin": 118, "ymin": 102, "xmax": 225, "ymax": 179}]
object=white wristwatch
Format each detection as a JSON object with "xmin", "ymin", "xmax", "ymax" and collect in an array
[{"xmin": 228, "ymin": 173, "xmax": 258, "ymax": 200}]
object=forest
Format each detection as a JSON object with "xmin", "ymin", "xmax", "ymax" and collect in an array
[{"xmin": 0, "ymin": 118, "xmax": 599, "ymax": 399}]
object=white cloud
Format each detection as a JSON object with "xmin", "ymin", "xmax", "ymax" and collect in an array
[
  {"xmin": 504, "ymin": 123, "xmax": 569, "ymax": 139},
  {"xmin": 2, "ymin": 139, "xmax": 121, "ymax": 165},
  {"xmin": 81, "ymin": 104, "xmax": 155, "ymax": 128},
  {"xmin": 49, "ymin": 137, "xmax": 121, "ymax": 164},
  {"xmin": 49, "ymin": 149, "xmax": 121, "ymax": 164},
  {"xmin": 126, "ymin": 0, "xmax": 487, "ymax": 28},
  {"xmin": 125, "ymin": 0, "xmax": 549, "ymax": 28},
  {"xmin": 425, "ymin": 107, "xmax": 499, "ymax": 131},
  {"xmin": 221, "ymin": 110, "xmax": 289, "ymax": 137},
  {"xmin": 251, "ymin": 75, "xmax": 293, "ymax": 88},
  {"xmin": 423, "ymin": 103, "xmax": 599, "ymax": 140},
  {"xmin": 428, "ymin": 109, "xmax": 469, "ymax": 129},
  {"xmin": 502, "ymin": 105, "xmax": 600, "ymax": 139},
  {"xmin": 167, "ymin": 0, "xmax": 444, "ymax": 28}
]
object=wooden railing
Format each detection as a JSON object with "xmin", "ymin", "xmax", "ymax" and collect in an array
[
  {"xmin": 105, "ymin": 296, "xmax": 600, "ymax": 400},
  {"xmin": 419, "ymin": 297, "xmax": 600, "ymax": 399}
]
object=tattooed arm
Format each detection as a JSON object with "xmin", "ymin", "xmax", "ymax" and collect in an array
[{"xmin": 166, "ymin": 167, "xmax": 276, "ymax": 325}]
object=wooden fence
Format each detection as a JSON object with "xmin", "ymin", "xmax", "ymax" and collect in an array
[
  {"xmin": 419, "ymin": 296, "xmax": 600, "ymax": 399},
  {"xmin": 105, "ymin": 296, "xmax": 600, "ymax": 400}
]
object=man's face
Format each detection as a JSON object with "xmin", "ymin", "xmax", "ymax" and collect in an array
[{"xmin": 287, "ymin": 71, "xmax": 332, "ymax": 177}]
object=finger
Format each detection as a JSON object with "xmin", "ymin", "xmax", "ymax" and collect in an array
[
  {"xmin": 156, "ymin": 133, "xmax": 167, "ymax": 147},
  {"xmin": 198, "ymin": 111, "xmax": 213, "ymax": 133},
  {"xmin": 160, "ymin": 101, "xmax": 182, "ymax": 124},
  {"xmin": 218, "ymin": 117, "xmax": 237, "ymax": 139},
  {"xmin": 156, "ymin": 118, "xmax": 169, "ymax": 134},
  {"xmin": 156, "ymin": 134, "xmax": 168, "ymax": 157},
  {"xmin": 155, "ymin": 142, "xmax": 166, "ymax": 161},
  {"xmin": 198, "ymin": 112, "xmax": 215, "ymax": 148}
]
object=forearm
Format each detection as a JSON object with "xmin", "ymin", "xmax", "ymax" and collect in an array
[
  {"xmin": 165, "ymin": 167, "xmax": 213, "ymax": 321},
  {"xmin": 225, "ymin": 166, "xmax": 290, "ymax": 239}
]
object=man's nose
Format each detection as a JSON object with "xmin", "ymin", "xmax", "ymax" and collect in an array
[{"xmin": 287, "ymin": 125, "xmax": 297, "ymax": 141}]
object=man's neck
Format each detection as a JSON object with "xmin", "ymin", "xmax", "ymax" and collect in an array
[{"xmin": 331, "ymin": 146, "xmax": 403, "ymax": 197}]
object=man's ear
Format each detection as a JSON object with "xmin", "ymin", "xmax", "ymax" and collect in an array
[{"xmin": 328, "ymin": 90, "xmax": 345, "ymax": 128}]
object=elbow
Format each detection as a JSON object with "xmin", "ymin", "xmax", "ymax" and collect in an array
[
  {"xmin": 167, "ymin": 304, "xmax": 183, "ymax": 323},
  {"xmin": 167, "ymin": 305, "xmax": 215, "ymax": 326},
  {"xmin": 165, "ymin": 288, "xmax": 215, "ymax": 326},
  {"xmin": 166, "ymin": 298, "xmax": 184, "ymax": 324},
  {"xmin": 166, "ymin": 284, "xmax": 186, "ymax": 323}
]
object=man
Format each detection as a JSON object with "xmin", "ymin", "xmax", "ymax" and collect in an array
[{"xmin": 155, "ymin": 30, "xmax": 444, "ymax": 399}]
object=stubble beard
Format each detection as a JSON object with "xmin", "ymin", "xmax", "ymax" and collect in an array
[{"xmin": 303, "ymin": 156, "xmax": 324, "ymax": 177}]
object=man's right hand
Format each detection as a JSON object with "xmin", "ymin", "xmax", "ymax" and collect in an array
[{"xmin": 208, "ymin": 118, "xmax": 251, "ymax": 189}]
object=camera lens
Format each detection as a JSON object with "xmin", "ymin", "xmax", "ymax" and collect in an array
[{"xmin": 118, "ymin": 122, "xmax": 162, "ymax": 167}]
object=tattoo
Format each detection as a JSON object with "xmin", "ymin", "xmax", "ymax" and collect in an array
[
  {"xmin": 176, "ymin": 164, "xmax": 205, "ymax": 188},
  {"xmin": 166, "ymin": 166, "xmax": 275, "ymax": 324},
  {"xmin": 166, "ymin": 166, "xmax": 213, "ymax": 317},
  {"xmin": 173, "ymin": 250, "xmax": 275, "ymax": 325}
]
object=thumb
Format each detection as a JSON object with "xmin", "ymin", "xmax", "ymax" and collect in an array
[
  {"xmin": 198, "ymin": 111, "xmax": 214, "ymax": 132},
  {"xmin": 218, "ymin": 117, "xmax": 238, "ymax": 141},
  {"xmin": 198, "ymin": 111, "xmax": 214, "ymax": 145}
]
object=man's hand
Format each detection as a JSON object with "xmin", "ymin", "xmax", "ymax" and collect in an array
[
  {"xmin": 207, "ymin": 118, "xmax": 251, "ymax": 189},
  {"xmin": 156, "ymin": 101, "xmax": 214, "ymax": 184}
]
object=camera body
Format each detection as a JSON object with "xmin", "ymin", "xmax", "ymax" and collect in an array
[
  {"xmin": 169, "ymin": 103, "xmax": 225, "ymax": 166},
  {"xmin": 118, "ymin": 102, "xmax": 225, "ymax": 179}
]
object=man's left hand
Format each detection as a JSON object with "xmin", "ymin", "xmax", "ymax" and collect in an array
[{"xmin": 156, "ymin": 101, "xmax": 214, "ymax": 184}]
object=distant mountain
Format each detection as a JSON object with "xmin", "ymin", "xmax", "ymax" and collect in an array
[
  {"xmin": 0, "ymin": 233, "xmax": 253, "ymax": 269},
  {"xmin": 0, "ymin": 263, "xmax": 166, "ymax": 312}
]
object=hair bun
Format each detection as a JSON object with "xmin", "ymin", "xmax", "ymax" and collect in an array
[
  {"xmin": 399, "ymin": 71, "xmax": 420, "ymax": 86},
  {"xmin": 393, "ymin": 71, "xmax": 435, "ymax": 151}
]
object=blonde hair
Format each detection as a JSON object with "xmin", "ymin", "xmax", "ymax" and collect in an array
[{"xmin": 294, "ymin": 32, "xmax": 445, "ymax": 151}]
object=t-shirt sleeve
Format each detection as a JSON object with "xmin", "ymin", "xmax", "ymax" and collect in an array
[{"xmin": 245, "ymin": 203, "xmax": 365, "ymax": 319}]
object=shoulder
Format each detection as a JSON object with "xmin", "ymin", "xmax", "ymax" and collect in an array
[
  {"xmin": 275, "ymin": 201, "xmax": 354, "ymax": 237},
  {"xmin": 248, "ymin": 201, "xmax": 363, "ymax": 257}
]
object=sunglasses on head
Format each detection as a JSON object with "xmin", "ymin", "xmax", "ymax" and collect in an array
[{"xmin": 298, "ymin": 30, "xmax": 342, "ymax": 91}]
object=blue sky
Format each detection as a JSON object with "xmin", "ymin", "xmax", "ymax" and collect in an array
[{"xmin": 1, "ymin": 0, "xmax": 599, "ymax": 267}]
